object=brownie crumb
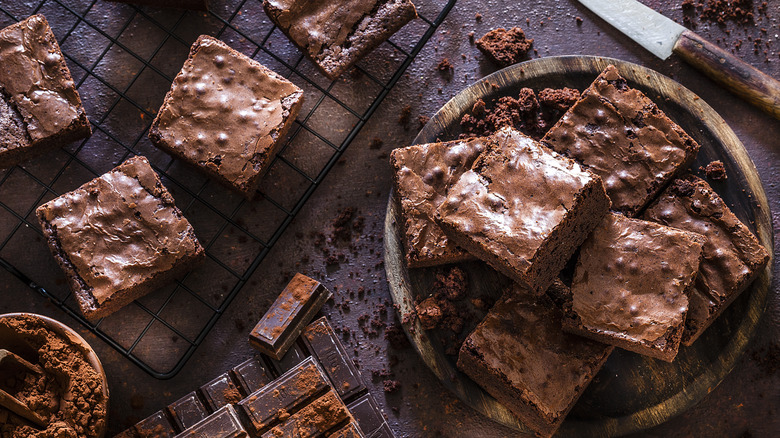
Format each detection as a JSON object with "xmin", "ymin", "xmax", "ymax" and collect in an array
[
  {"xmin": 468, "ymin": 31, "xmax": 475, "ymax": 44},
  {"xmin": 383, "ymin": 380, "xmax": 401, "ymax": 393},
  {"xmin": 433, "ymin": 266, "xmax": 468, "ymax": 300},
  {"xmin": 398, "ymin": 105, "xmax": 412, "ymax": 126},
  {"xmin": 474, "ymin": 12, "xmax": 482, "ymax": 21},
  {"xmin": 460, "ymin": 87, "xmax": 580, "ymax": 140},
  {"xmin": 701, "ymin": 0, "xmax": 756, "ymax": 25},
  {"xmin": 704, "ymin": 160, "xmax": 728, "ymax": 181},
  {"xmin": 476, "ymin": 27, "xmax": 534, "ymax": 67},
  {"xmin": 369, "ymin": 137, "xmax": 383, "ymax": 149},
  {"xmin": 385, "ymin": 322, "xmax": 411, "ymax": 349},
  {"xmin": 415, "ymin": 297, "xmax": 442, "ymax": 330},
  {"xmin": 418, "ymin": 115, "xmax": 430, "ymax": 130},
  {"xmin": 332, "ymin": 207, "xmax": 356, "ymax": 241},
  {"xmin": 575, "ymin": 16, "xmax": 583, "ymax": 25},
  {"xmin": 437, "ymin": 58, "xmax": 454, "ymax": 80}
]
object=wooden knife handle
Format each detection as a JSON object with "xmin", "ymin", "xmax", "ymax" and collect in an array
[{"xmin": 673, "ymin": 30, "xmax": 780, "ymax": 119}]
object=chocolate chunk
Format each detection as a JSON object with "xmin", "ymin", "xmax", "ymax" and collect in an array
[
  {"xmin": 237, "ymin": 357, "xmax": 330, "ymax": 434},
  {"xmin": 260, "ymin": 390, "xmax": 351, "ymax": 438},
  {"xmin": 175, "ymin": 405, "xmax": 248, "ymax": 438},
  {"xmin": 134, "ymin": 411, "xmax": 176, "ymax": 438},
  {"xmin": 271, "ymin": 342, "xmax": 309, "ymax": 374},
  {"xmin": 250, "ymin": 273, "xmax": 332, "ymax": 360},
  {"xmin": 303, "ymin": 317, "xmax": 366, "ymax": 401},
  {"xmin": 231, "ymin": 357, "xmax": 273, "ymax": 396},
  {"xmin": 346, "ymin": 393, "xmax": 386, "ymax": 436},
  {"xmin": 199, "ymin": 373, "xmax": 242, "ymax": 411},
  {"xmin": 167, "ymin": 392, "xmax": 208, "ymax": 431}
]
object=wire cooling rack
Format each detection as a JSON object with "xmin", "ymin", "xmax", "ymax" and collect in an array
[{"xmin": 0, "ymin": 0, "xmax": 455, "ymax": 378}]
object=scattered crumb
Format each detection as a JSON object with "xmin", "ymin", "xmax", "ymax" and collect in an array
[
  {"xmin": 704, "ymin": 160, "xmax": 728, "ymax": 181},
  {"xmin": 398, "ymin": 105, "xmax": 412, "ymax": 126},
  {"xmin": 476, "ymin": 27, "xmax": 534, "ymax": 67}
]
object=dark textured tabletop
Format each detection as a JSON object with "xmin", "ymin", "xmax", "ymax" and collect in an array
[{"xmin": 0, "ymin": 0, "xmax": 778, "ymax": 437}]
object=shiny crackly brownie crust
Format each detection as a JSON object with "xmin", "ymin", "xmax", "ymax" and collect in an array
[
  {"xmin": 263, "ymin": 0, "xmax": 417, "ymax": 79},
  {"xmin": 435, "ymin": 126, "xmax": 610, "ymax": 296},
  {"xmin": 389, "ymin": 138, "xmax": 489, "ymax": 268},
  {"xmin": 0, "ymin": 15, "xmax": 91, "ymax": 168},
  {"xmin": 541, "ymin": 65, "xmax": 700, "ymax": 217},
  {"xmin": 36, "ymin": 156, "xmax": 204, "ymax": 321},
  {"xmin": 458, "ymin": 281, "xmax": 613, "ymax": 438},
  {"xmin": 561, "ymin": 213, "xmax": 706, "ymax": 362},
  {"xmin": 643, "ymin": 175, "xmax": 769, "ymax": 345},
  {"xmin": 149, "ymin": 35, "xmax": 303, "ymax": 198}
]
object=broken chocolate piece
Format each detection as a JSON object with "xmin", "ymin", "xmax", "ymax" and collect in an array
[
  {"xmin": 237, "ymin": 357, "xmax": 330, "ymax": 434},
  {"xmin": 249, "ymin": 273, "xmax": 332, "ymax": 360},
  {"xmin": 231, "ymin": 357, "xmax": 273, "ymax": 396},
  {"xmin": 329, "ymin": 422, "xmax": 366, "ymax": 438},
  {"xmin": 199, "ymin": 373, "xmax": 242, "ymax": 411},
  {"xmin": 174, "ymin": 405, "xmax": 248, "ymax": 438},
  {"xmin": 167, "ymin": 392, "xmax": 208, "ymax": 431},
  {"xmin": 134, "ymin": 410, "xmax": 177, "ymax": 438},
  {"xmin": 346, "ymin": 393, "xmax": 386, "ymax": 437},
  {"xmin": 260, "ymin": 390, "xmax": 351, "ymax": 438},
  {"xmin": 303, "ymin": 317, "xmax": 366, "ymax": 401}
]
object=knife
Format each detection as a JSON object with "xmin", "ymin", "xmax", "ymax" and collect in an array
[{"xmin": 578, "ymin": 0, "xmax": 780, "ymax": 119}]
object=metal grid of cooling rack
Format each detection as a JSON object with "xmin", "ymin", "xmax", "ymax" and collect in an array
[{"xmin": 0, "ymin": 0, "xmax": 455, "ymax": 379}]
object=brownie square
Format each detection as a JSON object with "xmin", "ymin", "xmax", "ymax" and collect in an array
[
  {"xmin": 263, "ymin": 0, "xmax": 417, "ymax": 79},
  {"xmin": 389, "ymin": 138, "xmax": 488, "ymax": 268},
  {"xmin": 458, "ymin": 281, "xmax": 613, "ymax": 438},
  {"xmin": 541, "ymin": 65, "xmax": 700, "ymax": 217},
  {"xmin": 643, "ymin": 176, "xmax": 770, "ymax": 345},
  {"xmin": 562, "ymin": 213, "xmax": 706, "ymax": 362},
  {"xmin": 0, "ymin": 15, "xmax": 91, "ymax": 168},
  {"xmin": 35, "ymin": 156, "xmax": 204, "ymax": 321},
  {"xmin": 108, "ymin": 0, "xmax": 209, "ymax": 9},
  {"xmin": 149, "ymin": 35, "xmax": 304, "ymax": 197},
  {"xmin": 435, "ymin": 126, "xmax": 610, "ymax": 295}
]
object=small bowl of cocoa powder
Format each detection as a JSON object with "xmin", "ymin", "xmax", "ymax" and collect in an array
[{"xmin": 0, "ymin": 313, "xmax": 109, "ymax": 438}]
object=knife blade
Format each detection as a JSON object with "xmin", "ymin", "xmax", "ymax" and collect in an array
[{"xmin": 579, "ymin": 0, "xmax": 780, "ymax": 119}]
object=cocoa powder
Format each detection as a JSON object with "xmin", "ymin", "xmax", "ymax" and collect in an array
[{"xmin": 0, "ymin": 315, "xmax": 106, "ymax": 438}]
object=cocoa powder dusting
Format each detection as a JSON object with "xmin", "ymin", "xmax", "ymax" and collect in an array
[{"xmin": 0, "ymin": 315, "xmax": 106, "ymax": 438}]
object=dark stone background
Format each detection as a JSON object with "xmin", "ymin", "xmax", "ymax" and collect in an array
[{"xmin": 0, "ymin": 0, "xmax": 777, "ymax": 436}]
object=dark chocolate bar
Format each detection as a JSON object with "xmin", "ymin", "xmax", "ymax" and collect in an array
[
  {"xmin": 329, "ymin": 422, "xmax": 366, "ymax": 438},
  {"xmin": 259, "ymin": 390, "xmax": 351, "ymax": 438},
  {"xmin": 346, "ymin": 393, "xmax": 386, "ymax": 437},
  {"xmin": 174, "ymin": 405, "xmax": 247, "ymax": 438},
  {"xmin": 237, "ymin": 356, "xmax": 330, "ymax": 434},
  {"xmin": 250, "ymin": 273, "xmax": 332, "ymax": 360},
  {"xmin": 272, "ymin": 341, "xmax": 309, "ymax": 373},
  {"xmin": 368, "ymin": 423, "xmax": 395, "ymax": 438},
  {"xmin": 134, "ymin": 410, "xmax": 177, "ymax": 438},
  {"xmin": 231, "ymin": 357, "xmax": 273, "ymax": 396},
  {"xmin": 200, "ymin": 373, "xmax": 242, "ymax": 411},
  {"xmin": 303, "ymin": 317, "xmax": 366, "ymax": 401},
  {"xmin": 167, "ymin": 391, "xmax": 208, "ymax": 430}
]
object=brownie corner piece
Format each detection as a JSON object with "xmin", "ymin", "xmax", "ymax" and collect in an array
[
  {"xmin": 149, "ymin": 35, "xmax": 303, "ymax": 197},
  {"xmin": 0, "ymin": 14, "xmax": 91, "ymax": 168},
  {"xmin": 263, "ymin": 0, "xmax": 417, "ymax": 79},
  {"xmin": 435, "ymin": 126, "xmax": 610, "ymax": 295},
  {"xmin": 457, "ymin": 282, "xmax": 612, "ymax": 438},
  {"xmin": 35, "ymin": 155, "xmax": 204, "ymax": 321},
  {"xmin": 564, "ymin": 213, "xmax": 706, "ymax": 362},
  {"xmin": 389, "ymin": 137, "xmax": 489, "ymax": 268},
  {"xmin": 643, "ymin": 175, "xmax": 770, "ymax": 345},
  {"xmin": 541, "ymin": 64, "xmax": 699, "ymax": 217}
]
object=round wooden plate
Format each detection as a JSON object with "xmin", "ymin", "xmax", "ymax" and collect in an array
[{"xmin": 383, "ymin": 56, "xmax": 773, "ymax": 437}]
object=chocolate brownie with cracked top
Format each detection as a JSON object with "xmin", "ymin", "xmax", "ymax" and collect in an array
[
  {"xmin": 643, "ymin": 176, "xmax": 769, "ymax": 345},
  {"xmin": 541, "ymin": 65, "xmax": 700, "ymax": 217},
  {"xmin": 36, "ymin": 156, "xmax": 204, "ymax": 321},
  {"xmin": 562, "ymin": 213, "xmax": 706, "ymax": 362},
  {"xmin": 390, "ymin": 137, "xmax": 489, "ymax": 268},
  {"xmin": 435, "ymin": 126, "xmax": 610, "ymax": 295},
  {"xmin": 149, "ymin": 35, "xmax": 303, "ymax": 197},
  {"xmin": 0, "ymin": 15, "xmax": 91, "ymax": 168},
  {"xmin": 263, "ymin": 0, "xmax": 417, "ymax": 79},
  {"xmin": 458, "ymin": 281, "xmax": 613, "ymax": 438}
]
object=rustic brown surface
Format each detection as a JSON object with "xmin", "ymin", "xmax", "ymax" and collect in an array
[{"xmin": 0, "ymin": 1, "xmax": 778, "ymax": 437}]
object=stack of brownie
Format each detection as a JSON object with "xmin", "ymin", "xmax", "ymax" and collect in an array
[{"xmin": 390, "ymin": 65, "xmax": 769, "ymax": 437}]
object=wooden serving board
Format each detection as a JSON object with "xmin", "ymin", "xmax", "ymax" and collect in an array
[{"xmin": 383, "ymin": 56, "xmax": 773, "ymax": 437}]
